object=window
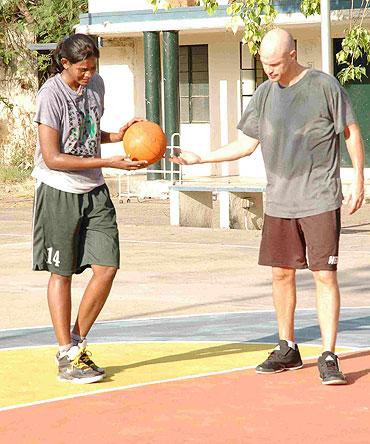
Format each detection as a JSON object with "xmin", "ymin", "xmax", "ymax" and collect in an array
[
  {"xmin": 179, "ymin": 45, "xmax": 209, "ymax": 123},
  {"xmin": 240, "ymin": 43, "xmax": 267, "ymax": 112},
  {"xmin": 333, "ymin": 38, "xmax": 370, "ymax": 167},
  {"xmin": 240, "ymin": 41, "xmax": 297, "ymax": 112}
]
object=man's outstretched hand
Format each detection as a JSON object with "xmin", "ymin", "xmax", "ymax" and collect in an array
[{"xmin": 168, "ymin": 148, "xmax": 202, "ymax": 165}]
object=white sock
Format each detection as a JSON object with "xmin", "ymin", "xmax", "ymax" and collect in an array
[
  {"xmin": 58, "ymin": 343, "xmax": 73, "ymax": 355},
  {"xmin": 286, "ymin": 340, "xmax": 296, "ymax": 350}
]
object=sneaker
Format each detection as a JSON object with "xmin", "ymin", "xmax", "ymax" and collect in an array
[
  {"xmin": 256, "ymin": 340, "xmax": 303, "ymax": 374},
  {"xmin": 78, "ymin": 343, "xmax": 106, "ymax": 377},
  {"xmin": 56, "ymin": 346, "xmax": 104, "ymax": 384},
  {"xmin": 318, "ymin": 351, "xmax": 347, "ymax": 385}
]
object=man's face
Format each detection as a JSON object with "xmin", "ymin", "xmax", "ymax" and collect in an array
[
  {"xmin": 61, "ymin": 56, "xmax": 97, "ymax": 87},
  {"xmin": 260, "ymin": 50, "xmax": 295, "ymax": 83}
]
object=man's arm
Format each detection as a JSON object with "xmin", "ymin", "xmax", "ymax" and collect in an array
[
  {"xmin": 170, "ymin": 134, "xmax": 260, "ymax": 165},
  {"xmin": 343, "ymin": 123, "xmax": 365, "ymax": 214},
  {"xmin": 39, "ymin": 124, "xmax": 147, "ymax": 171}
]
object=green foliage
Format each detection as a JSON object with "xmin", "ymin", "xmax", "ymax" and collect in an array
[
  {"xmin": 226, "ymin": 0, "xmax": 277, "ymax": 54},
  {"xmin": 0, "ymin": 1, "xmax": 88, "ymax": 74},
  {"xmin": 336, "ymin": 25, "xmax": 370, "ymax": 84},
  {"xmin": 0, "ymin": 96, "xmax": 14, "ymax": 110},
  {"xmin": 0, "ymin": 164, "xmax": 31, "ymax": 182},
  {"xmin": 300, "ymin": 0, "xmax": 320, "ymax": 17},
  {"xmin": 30, "ymin": 0, "xmax": 88, "ymax": 44},
  {"xmin": 149, "ymin": 0, "xmax": 276, "ymax": 55},
  {"xmin": 149, "ymin": 0, "xmax": 369, "ymax": 84}
]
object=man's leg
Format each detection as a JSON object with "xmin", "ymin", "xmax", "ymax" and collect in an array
[
  {"xmin": 47, "ymin": 273, "xmax": 72, "ymax": 346},
  {"xmin": 256, "ymin": 266, "xmax": 303, "ymax": 373},
  {"xmin": 301, "ymin": 209, "xmax": 346, "ymax": 384},
  {"xmin": 256, "ymin": 215, "xmax": 305, "ymax": 374},
  {"xmin": 72, "ymin": 265, "xmax": 118, "ymax": 338},
  {"xmin": 313, "ymin": 269, "xmax": 346, "ymax": 384},
  {"xmin": 312, "ymin": 270, "xmax": 340, "ymax": 353},
  {"xmin": 272, "ymin": 266, "xmax": 297, "ymax": 342}
]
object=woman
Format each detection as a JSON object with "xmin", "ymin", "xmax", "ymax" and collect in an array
[{"xmin": 32, "ymin": 33, "xmax": 147, "ymax": 383}]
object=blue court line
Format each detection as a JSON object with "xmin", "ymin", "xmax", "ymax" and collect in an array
[{"xmin": 1, "ymin": 308, "xmax": 370, "ymax": 349}]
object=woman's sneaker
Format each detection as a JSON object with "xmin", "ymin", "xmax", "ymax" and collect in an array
[
  {"xmin": 56, "ymin": 346, "xmax": 104, "ymax": 384},
  {"xmin": 78, "ymin": 344, "xmax": 106, "ymax": 377},
  {"xmin": 317, "ymin": 351, "xmax": 347, "ymax": 385},
  {"xmin": 256, "ymin": 340, "xmax": 303, "ymax": 373}
]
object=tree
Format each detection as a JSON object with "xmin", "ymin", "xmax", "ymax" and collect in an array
[
  {"xmin": 149, "ymin": 0, "xmax": 370, "ymax": 84},
  {"xmin": 0, "ymin": 0, "xmax": 88, "ymax": 168},
  {"xmin": 0, "ymin": 0, "xmax": 88, "ymax": 82}
]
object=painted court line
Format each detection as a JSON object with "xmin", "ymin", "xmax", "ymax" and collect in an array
[
  {"xmin": 2, "ymin": 306, "xmax": 370, "ymax": 333},
  {"xmin": 1, "ymin": 346, "xmax": 361, "ymax": 414},
  {"xmin": 0, "ymin": 340, "xmax": 276, "ymax": 352},
  {"xmin": 1, "ymin": 306, "xmax": 370, "ymax": 333},
  {"xmin": 0, "ymin": 340, "xmax": 363, "ymax": 353}
]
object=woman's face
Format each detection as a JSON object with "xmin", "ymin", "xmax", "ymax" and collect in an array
[{"xmin": 61, "ymin": 56, "xmax": 97, "ymax": 89}]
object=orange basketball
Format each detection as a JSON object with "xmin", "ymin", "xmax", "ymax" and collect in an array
[{"xmin": 123, "ymin": 121, "xmax": 167, "ymax": 166}]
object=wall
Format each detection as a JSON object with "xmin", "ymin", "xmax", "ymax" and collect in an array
[
  {"xmin": 96, "ymin": 21, "xmax": 369, "ymax": 180},
  {"xmin": 99, "ymin": 37, "xmax": 145, "ymax": 164},
  {"xmin": 0, "ymin": 31, "xmax": 38, "ymax": 167},
  {"xmin": 88, "ymin": 0, "xmax": 153, "ymax": 13}
]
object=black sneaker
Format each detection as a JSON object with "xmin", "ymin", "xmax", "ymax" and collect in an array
[
  {"xmin": 256, "ymin": 340, "xmax": 303, "ymax": 374},
  {"xmin": 318, "ymin": 351, "xmax": 347, "ymax": 385}
]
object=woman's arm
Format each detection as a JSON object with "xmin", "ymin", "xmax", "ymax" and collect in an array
[{"xmin": 39, "ymin": 124, "xmax": 147, "ymax": 171}]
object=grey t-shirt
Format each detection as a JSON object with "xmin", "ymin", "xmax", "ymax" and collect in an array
[
  {"xmin": 32, "ymin": 73, "xmax": 105, "ymax": 193},
  {"xmin": 237, "ymin": 69, "xmax": 356, "ymax": 218}
]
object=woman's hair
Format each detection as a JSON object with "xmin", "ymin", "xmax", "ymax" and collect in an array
[{"xmin": 51, "ymin": 33, "xmax": 100, "ymax": 74}]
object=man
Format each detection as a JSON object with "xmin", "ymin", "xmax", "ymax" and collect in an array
[{"xmin": 170, "ymin": 28, "xmax": 364, "ymax": 385}]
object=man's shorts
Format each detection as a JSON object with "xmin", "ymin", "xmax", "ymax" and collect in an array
[
  {"xmin": 258, "ymin": 209, "xmax": 341, "ymax": 271},
  {"xmin": 32, "ymin": 183, "xmax": 120, "ymax": 276}
]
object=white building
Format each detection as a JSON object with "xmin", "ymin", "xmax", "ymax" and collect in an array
[{"xmin": 77, "ymin": 0, "xmax": 370, "ymax": 182}]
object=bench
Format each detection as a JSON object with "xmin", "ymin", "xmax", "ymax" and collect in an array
[{"xmin": 169, "ymin": 183, "xmax": 266, "ymax": 230}]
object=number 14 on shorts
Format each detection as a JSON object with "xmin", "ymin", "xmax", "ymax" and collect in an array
[{"xmin": 46, "ymin": 247, "xmax": 61, "ymax": 267}]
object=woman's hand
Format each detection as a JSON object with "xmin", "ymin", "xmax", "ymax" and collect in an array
[
  {"xmin": 107, "ymin": 155, "xmax": 148, "ymax": 170},
  {"xmin": 116, "ymin": 117, "xmax": 145, "ymax": 142}
]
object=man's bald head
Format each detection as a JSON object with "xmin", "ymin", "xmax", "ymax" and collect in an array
[
  {"xmin": 259, "ymin": 28, "xmax": 299, "ymax": 85},
  {"xmin": 260, "ymin": 28, "xmax": 295, "ymax": 59}
]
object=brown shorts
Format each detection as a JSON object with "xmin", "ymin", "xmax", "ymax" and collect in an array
[{"xmin": 258, "ymin": 209, "xmax": 341, "ymax": 271}]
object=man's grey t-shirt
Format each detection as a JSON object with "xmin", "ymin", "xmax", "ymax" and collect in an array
[
  {"xmin": 32, "ymin": 73, "xmax": 105, "ymax": 193},
  {"xmin": 237, "ymin": 69, "xmax": 356, "ymax": 218}
]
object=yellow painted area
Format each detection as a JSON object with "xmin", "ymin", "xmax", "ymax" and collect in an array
[{"xmin": 0, "ymin": 342, "xmax": 351, "ymax": 409}]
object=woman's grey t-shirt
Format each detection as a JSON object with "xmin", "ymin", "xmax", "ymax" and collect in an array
[
  {"xmin": 32, "ymin": 73, "xmax": 105, "ymax": 193},
  {"xmin": 237, "ymin": 69, "xmax": 356, "ymax": 218}
]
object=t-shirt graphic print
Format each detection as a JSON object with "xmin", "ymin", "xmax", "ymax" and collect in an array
[{"xmin": 64, "ymin": 94, "xmax": 101, "ymax": 157}]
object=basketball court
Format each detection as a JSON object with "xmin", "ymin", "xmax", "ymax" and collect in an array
[{"xmin": 0, "ymin": 196, "xmax": 370, "ymax": 443}]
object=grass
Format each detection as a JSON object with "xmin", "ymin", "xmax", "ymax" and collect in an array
[{"xmin": 0, "ymin": 164, "xmax": 31, "ymax": 183}]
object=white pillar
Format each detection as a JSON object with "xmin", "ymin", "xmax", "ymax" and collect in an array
[
  {"xmin": 320, "ymin": 0, "xmax": 333, "ymax": 74},
  {"xmin": 219, "ymin": 80, "xmax": 229, "ymax": 177},
  {"xmin": 169, "ymin": 189, "xmax": 180, "ymax": 226},
  {"xmin": 219, "ymin": 191, "xmax": 230, "ymax": 229}
]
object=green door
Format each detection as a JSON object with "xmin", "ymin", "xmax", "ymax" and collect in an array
[{"xmin": 333, "ymin": 39, "xmax": 370, "ymax": 167}]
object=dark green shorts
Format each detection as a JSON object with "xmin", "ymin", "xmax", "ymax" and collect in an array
[{"xmin": 32, "ymin": 183, "xmax": 120, "ymax": 276}]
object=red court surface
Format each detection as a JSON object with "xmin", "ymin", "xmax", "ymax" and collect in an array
[{"xmin": 1, "ymin": 350, "xmax": 369, "ymax": 444}]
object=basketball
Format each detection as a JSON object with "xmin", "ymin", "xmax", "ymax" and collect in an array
[{"xmin": 123, "ymin": 121, "xmax": 167, "ymax": 166}]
